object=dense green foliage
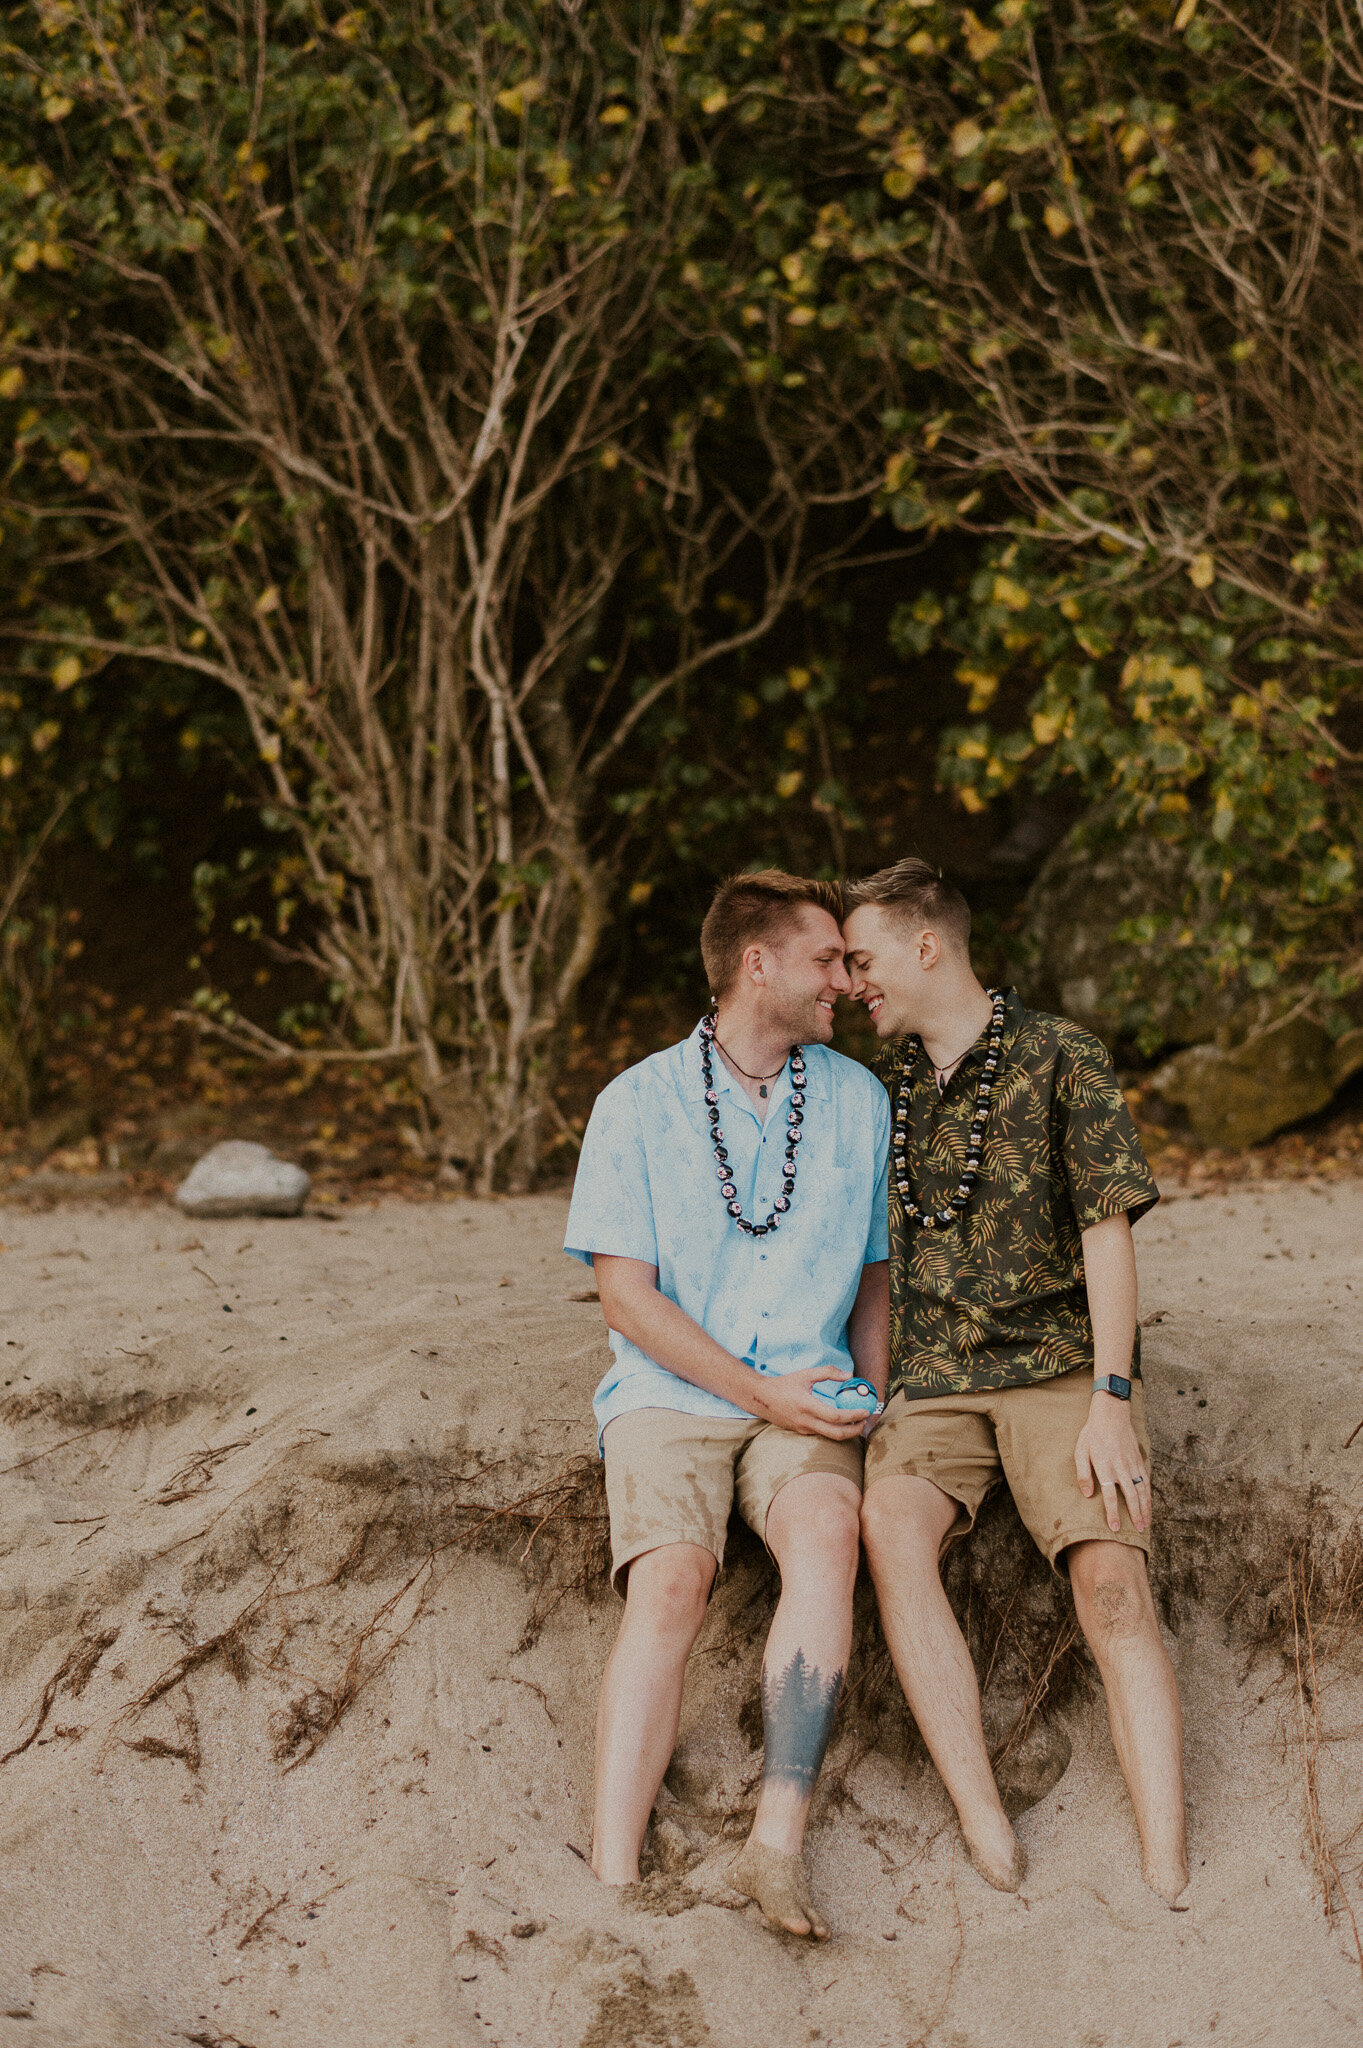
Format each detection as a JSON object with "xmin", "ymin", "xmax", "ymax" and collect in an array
[{"xmin": 1, "ymin": 0, "xmax": 1360, "ymax": 1155}]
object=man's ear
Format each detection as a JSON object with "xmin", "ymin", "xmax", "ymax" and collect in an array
[
  {"xmin": 741, "ymin": 940, "xmax": 766, "ymax": 987},
  {"xmin": 918, "ymin": 928, "xmax": 943, "ymax": 971}
]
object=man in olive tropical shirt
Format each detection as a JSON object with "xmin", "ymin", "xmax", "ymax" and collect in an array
[{"xmin": 842, "ymin": 857, "xmax": 1188, "ymax": 1910}]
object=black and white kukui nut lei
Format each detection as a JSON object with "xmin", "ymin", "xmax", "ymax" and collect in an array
[
  {"xmin": 893, "ymin": 987, "xmax": 1007, "ymax": 1231},
  {"xmin": 698, "ymin": 1013, "xmax": 805, "ymax": 1236}
]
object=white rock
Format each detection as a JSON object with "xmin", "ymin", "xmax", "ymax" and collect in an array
[{"xmin": 174, "ymin": 1140, "xmax": 310, "ymax": 1218}]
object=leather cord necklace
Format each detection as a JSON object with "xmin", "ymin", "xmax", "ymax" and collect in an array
[{"xmin": 711, "ymin": 1033, "xmax": 787, "ymax": 1099}]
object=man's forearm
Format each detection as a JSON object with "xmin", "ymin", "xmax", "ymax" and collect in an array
[
  {"xmin": 847, "ymin": 1260, "xmax": 890, "ymax": 1397},
  {"xmin": 593, "ymin": 1255, "xmax": 769, "ymax": 1413},
  {"xmin": 1080, "ymin": 1213, "xmax": 1138, "ymax": 1379}
]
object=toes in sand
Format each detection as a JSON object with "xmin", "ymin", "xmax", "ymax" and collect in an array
[
  {"xmin": 965, "ymin": 1829, "xmax": 1028, "ymax": 1894},
  {"xmin": 1143, "ymin": 1859, "xmax": 1190, "ymax": 1910},
  {"xmin": 731, "ymin": 1839, "xmax": 830, "ymax": 1940}
]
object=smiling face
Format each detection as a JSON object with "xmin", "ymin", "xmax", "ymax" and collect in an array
[
  {"xmin": 750, "ymin": 904, "xmax": 852, "ymax": 1044},
  {"xmin": 841, "ymin": 902, "xmax": 939, "ymax": 1039}
]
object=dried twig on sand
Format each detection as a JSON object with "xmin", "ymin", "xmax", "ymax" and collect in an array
[{"xmin": 0, "ymin": 1623, "xmax": 118, "ymax": 1767}]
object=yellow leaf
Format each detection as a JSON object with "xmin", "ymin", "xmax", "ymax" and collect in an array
[
  {"xmin": 255, "ymin": 584, "xmax": 281, "ymax": 615},
  {"xmin": 0, "ymin": 366, "xmax": 25, "ymax": 398},
  {"xmin": 958, "ymin": 785, "xmax": 986, "ymax": 813},
  {"xmin": 599, "ymin": 101, "xmax": 631, "ymax": 125},
  {"xmin": 780, "ymin": 253, "xmax": 805, "ymax": 284},
  {"xmin": 259, "ymin": 734, "xmax": 281, "ymax": 763},
  {"xmin": 333, "ymin": 11, "xmax": 365, "ymax": 39},
  {"xmin": 951, "ymin": 119, "xmax": 985, "ymax": 158},
  {"xmin": 1173, "ymin": 0, "xmax": 1199, "ymax": 25},
  {"xmin": 0, "ymin": 754, "xmax": 16, "ymax": 778},
  {"xmin": 1187, "ymin": 553, "xmax": 1215, "ymax": 589},
  {"xmin": 701, "ymin": 88, "xmax": 728, "ymax": 115},
  {"xmin": 1159, "ymin": 791, "xmax": 1190, "ymax": 813},
  {"xmin": 1231, "ymin": 692, "xmax": 1260, "ymax": 723},
  {"xmin": 32, "ymin": 719, "xmax": 60, "ymax": 753},
  {"xmin": 1059, "ymin": 596, "xmax": 1082, "ymax": 621},
  {"xmin": 978, "ymin": 178, "xmax": 1008, "ymax": 209},
  {"xmin": 42, "ymin": 94, "xmax": 73, "ymax": 122},
  {"xmin": 786, "ymin": 305, "xmax": 815, "ymax": 326},
  {"xmin": 956, "ymin": 665, "xmax": 999, "ymax": 712},
  {"xmin": 12, "ymin": 242, "xmax": 41, "ymax": 274},
  {"xmin": 1043, "ymin": 203, "xmax": 1072, "ymax": 239},
  {"xmin": 992, "ymin": 574, "xmax": 1030, "ymax": 612},
  {"xmin": 883, "ymin": 169, "xmax": 918, "ymax": 200},
  {"xmin": 884, "ymin": 451, "xmax": 915, "ymax": 493},
  {"xmin": 51, "ymin": 655, "xmax": 81, "ymax": 690},
  {"xmin": 1250, "ymin": 146, "xmax": 1276, "ymax": 179},
  {"xmin": 40, "ymin": 242, "xmax": 68, "ymax": 270},
  {"xmin": 775, "ymin": 768, "xmax": 803, "ymax": 798},
  {"xmin": 907, "ymin": 30, "xmax": 935, "ymax": 54},
  {"xmin": 59, "ymin": 448, "xmax": 90, "ymax": 484},
  {"xmin": 955, "ymin": 735, "xmax": 988, "ymax": 761},
  {"xmin": 1117, "ymin": 124, "xmax": 1148, "ymax": 163},
  {"xmin": 961, "ymin": 10, "xmax": 1000, "ymax": 61},
  {"xmin": 627, "ymin": 880, "xmax": 652, "ymax": 906},
  {"xmin": 446, "ymin": 101, "xmax": 473, "ymax": 136},
  {"xmin": 1031, "ymin": 711, "xmax": 1061, "ymax": 745},
  {"xmin": 787, "ymin": 667, "xmax": 812, "ymax": 692},
  {"xmin": 890, "ymin": 136, "xmax": 928, "ymax": 179}
]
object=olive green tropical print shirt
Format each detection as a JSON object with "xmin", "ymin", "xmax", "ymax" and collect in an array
[{"xmin": 884, "ymin": 989, "xmax": 1159, "ymax": 1402}]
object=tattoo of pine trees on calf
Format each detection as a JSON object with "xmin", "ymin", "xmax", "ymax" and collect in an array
[{"xmin": 759, "ymin": 1650, "xmax": 844, "ymax": 1793}]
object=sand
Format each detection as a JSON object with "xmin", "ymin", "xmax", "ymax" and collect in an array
[{"xmin": 0, "ymin": 1182, "xmax": 1360, "ymax": 2048}]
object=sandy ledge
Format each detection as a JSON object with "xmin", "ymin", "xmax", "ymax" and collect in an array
[{"xmin": 0, "ymin": 1185, "xmax": 1360, "ymax": 2048}]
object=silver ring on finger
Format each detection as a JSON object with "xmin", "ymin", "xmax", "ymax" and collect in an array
[{"xmin": 1132, "ymin": 1474, "xmax": 1145, "ymax": 1486}]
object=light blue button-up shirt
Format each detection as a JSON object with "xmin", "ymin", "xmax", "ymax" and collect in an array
[{"xmin": 565, "ymin": 1023, "xmax": 890, "ymax": 1447}]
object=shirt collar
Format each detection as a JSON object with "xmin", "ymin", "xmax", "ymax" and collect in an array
[
  {"xmin": 683, "ymin": 1020, "xmax": 831, "ymax": 1102},
  {"xmin": 953, "ymin": 986, "xmax": 1024, "ymax": 1071}
]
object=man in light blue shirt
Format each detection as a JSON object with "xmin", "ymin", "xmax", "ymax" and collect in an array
[{"xmin": 565, "ymin": 870, "xmax": 889, "ymax": 1940}]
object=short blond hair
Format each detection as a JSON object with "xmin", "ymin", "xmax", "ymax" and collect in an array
[
  {"xmin": 700, "ymin": 869, "xmax": 844, "ymax": 999},
  {"xmin": 843, "ymin": 857, "xmax": 971, "ymax": 951}
]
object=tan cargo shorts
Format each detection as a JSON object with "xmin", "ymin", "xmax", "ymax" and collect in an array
[
  {"xmin": 863, "ymin": 1366, "xmax": 1152, "ymax": 1569},
  {"xmin": 601, "ymin": 1406, "xmax": 865, "ymax": 1595}
]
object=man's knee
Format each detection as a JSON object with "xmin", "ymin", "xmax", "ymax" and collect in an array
[
  {"xmin": 623, "ymin": 1544, "xmax": 715, "ymax": 1636},
  {"xmin": 1068, "ymin": 1541, "xmax": 1154, "ymax": 1650},
  {"xmin": 861, "ymin": 1476, "xmax": 956, "ymax": 1566},
  {"xmin": 770, "ymin": 1489, "xmax": 861, "ymax": 1585}
]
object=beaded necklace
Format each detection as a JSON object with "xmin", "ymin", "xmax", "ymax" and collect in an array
[
  {"xmin": 892, "ymin": 988, "xmax": 1006, "ymax": 1231},
  {"xmin": 698, "ymin": 1015, "xmax": 806, "ymax": 1237}
]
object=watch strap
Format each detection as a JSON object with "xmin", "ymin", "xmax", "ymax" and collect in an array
[{"xmin": 1092, "ymin": 1373, "xmax": 1132, "ymax": 1401}]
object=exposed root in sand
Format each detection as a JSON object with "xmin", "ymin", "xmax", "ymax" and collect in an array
[
  {"xmin": 1287, "ymin": 1537, "xmax": 1363, "ymax": 1979},
  {"xmin": 0, "ymin": 1619, "xmax": 119, "ymax": 1765}
]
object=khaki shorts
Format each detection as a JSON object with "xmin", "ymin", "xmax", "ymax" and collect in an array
[
  {"xmin": 863, "ymin": 1366, "xmax": 1151, "ymax": 1569},
  {"xmin": 602, "ymin": 1406, "xmax": 865, "ymax": 1595}
]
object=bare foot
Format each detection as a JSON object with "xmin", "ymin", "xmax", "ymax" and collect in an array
[
  {"xmin": 1143, "ymin": 1857, "xmax": 1190, "ymax": 1909},
  {"xmin": 731, "ymin": 1839, "xmax": 830, "ymax": 1939},
  {"xmin": 964, "ymin": 1825, "xmax": 1027, "ymax": 1893}
]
